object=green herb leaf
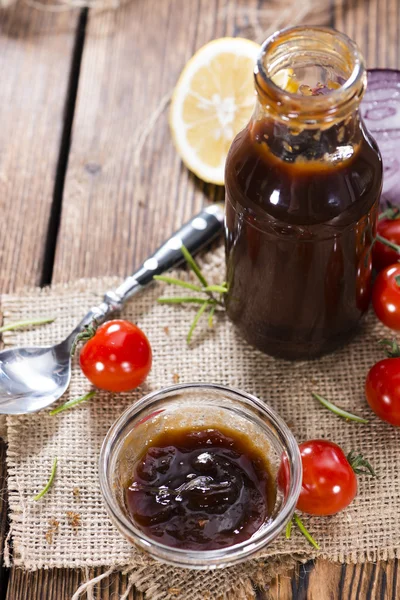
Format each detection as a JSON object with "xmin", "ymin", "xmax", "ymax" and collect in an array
[
  {"xmin": 158, "ymin": 297, "xmax": 211, "ymax": 305},
  {"xmin": 286, "ymin": 519, "xmax": 292, "ymax": 539},
  {"xmin": 33, "ymin": 457, "xmax": 58, "ymax": 501},
  {"xmin": 181, "ymin": 245, "xmax": 208, "ymax": 288},
  {"xmin": 50, "ymin": 391, "xmax": 96, "ymax": 416},
  {"xmin": 347, "ymin": 451, "xmax": 376, "ymax": 477},
  {"xmin": 187, "ymin": 301, "xmax": 210, "ymax": 343},
  {"xmin": 153, "ymin": 275, "xmax": 202, "ymax": 292},
  {"xmin": 396, "ymin": 275, "xmax": 400, "ymax": 288},
  {"xmin": 208, "ymin": 304, "xmax": 216, "ymax": 328},
  {"xmin": 293, "ymin": 514, "xmax": 320, "ymax": 550},
  {"xmin": 202, "ymin": 285, "xmax": 228, "ymax": 294},
  {"xmin": 0, "ymin": 317, "xmax": 55, "ymax": 334},
  {"xmin": 312, "ymin": 392, "xmax": 368, "ymax": 424}
]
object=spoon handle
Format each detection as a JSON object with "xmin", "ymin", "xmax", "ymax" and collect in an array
[
  {"xmin": 70, "ymin": 204, "xmax": 224, "ymax": 336},
  {"xmin": 111, "ymin": 203, "xmax": 224, "ymax": 305}
]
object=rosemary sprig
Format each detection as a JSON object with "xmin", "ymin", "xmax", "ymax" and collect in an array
[
  {"xmin": 0, "ymin": 317, "xmax": 55, "ymax": 334},
  {"xmin": 33, "ymin": 457, "xmax": 58, "ymax": 501},
  {"xmin": 293, "ymin": 514, "xmax": 320, "ymax": 550},
  {"xmin": 155, "ymin": 245, "xmax": 227, "ymax": 343},
  {"xmin": 312, "ymin": 392, "xmax": 368, "ymax": 424},
  {"xmin": 49, "ymin": 391, "xmax": 96, "ymax": 416}
]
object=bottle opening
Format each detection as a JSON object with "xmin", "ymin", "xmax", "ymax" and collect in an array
[{"xmin": 255, "ymin": 26, "xmax": 366, "ymax": 124}]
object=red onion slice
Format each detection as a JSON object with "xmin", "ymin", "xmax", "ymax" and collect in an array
[{"xmin": 361, "ymin": 69, "xmax": 400, "ymax": 205}]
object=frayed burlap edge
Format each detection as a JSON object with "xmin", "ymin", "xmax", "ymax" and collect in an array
[{"xmin": 70, "ymin": 555, "xmax": 299, "ymax": 600}]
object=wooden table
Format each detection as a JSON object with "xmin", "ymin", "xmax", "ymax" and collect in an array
[{"xmin": 0, "ymin": 0, "xmax": 399, "ymax": 598}]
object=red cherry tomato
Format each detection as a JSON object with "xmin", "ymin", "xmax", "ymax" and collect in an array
[
  {"xmin": 79, "ymin": 319, "xmax": 152, "ymax": 392},
  {"xmin": 372, "ymin": 218, "xmax": 400, "ymax": 272},
  {"xmin": 372, "ymin": 264, "xmax": 400, "ymax": 330},
  {"xmin": 365, "ymin": 357, "xmax": 400, "ymax": 426},
  {"xmin": 279, "ymin": 440, "xmax": 357, "ymax": 516}
]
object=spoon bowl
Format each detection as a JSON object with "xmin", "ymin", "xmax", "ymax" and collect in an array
[{"xmin": 0, "ymin": 341, "xmax": 72, "ymax": 414}]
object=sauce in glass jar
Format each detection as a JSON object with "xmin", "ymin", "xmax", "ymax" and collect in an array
[
  {"xmin": 225, "ymin": 27, "xmax": 382, "ymax": 359},
  {"xmin": 124, "ymin": 426, "xmax": 276, "ymax": 550}
]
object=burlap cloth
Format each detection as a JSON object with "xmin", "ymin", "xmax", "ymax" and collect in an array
[{"xmin": 1, "ymin": 246, "xmax": 400, "ymax": 599}]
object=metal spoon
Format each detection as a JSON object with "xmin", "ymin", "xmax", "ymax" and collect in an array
[{"xmin": 0, "ymin": 204, "xmax": 224, "ymax": 415}]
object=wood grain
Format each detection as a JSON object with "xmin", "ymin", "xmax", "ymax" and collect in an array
[
  {"xmin": 268, "ymin": 560, "xmax": 400, "ymax": 599},
  {"xmin": 3, "ymin": 0, "xmax": 400, "ymax": 598},
  {"xmin": 6, "ymin": 568, "xmax": 145, "ymax": 600},
  {"xmin": 51, "ymin": 0, "xmax": 332, "ymax": 285},
  {"xmin": 51, "ymin": 0, "xmax": 231, "ymax": 284},
  {"xmin": 0, "ymin": 6, "xmax": 78, "ymax": 599},
  {"xmin": 0, "ymin": 3, "xmax": 79, "ymax": 292},
  {"xmin": 0, "ymin": 440, "xmax": 9, "ymax": 600}
]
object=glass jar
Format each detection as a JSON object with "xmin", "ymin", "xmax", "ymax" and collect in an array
[
  {"xmin": 99, "ymin": 383, "xmax": 302, "ymax": 568},
  {"xmin": 224, "ymin": 26, "xmax": 382, "ymax": 360}
]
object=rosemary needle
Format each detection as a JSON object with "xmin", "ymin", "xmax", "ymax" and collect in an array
[
  {"xmin": 0, "ymin": 317, "xmax": 55, "ymax": 334},
  {"xmin": 312, "ymin": 392, "xmax": 368, "ymax": 424},
  {"xmin": 181, "ymin": 245, "xmax": 208, "ymax": 288},
  {"xmin": 50, "ymin": 391, "xmax": 96, "ymax": 416},
  {"xmin": 187, "ymin": 301, "xmax": 210, "ymax": 343},
  {"xmin": 34, "ymin": 457, "xmax": 58, "ymax": 501},
  {"xmin": 158, "ymin": 297, "xmax": 209, "ymax": 304},
  {"xmin": 286, "ymin": 519, "xmax": 292, "ymax": 539},
  {"xmin": 208, "ymin": 304, "xmax": 216, "ymax": 328},
  {"xmin": 293, "ymin": 514, "xmax": 320, "ymax": 550},
  {"xmin": 153, "ymin": 275, "xmax": 202, "ymax": 292}
]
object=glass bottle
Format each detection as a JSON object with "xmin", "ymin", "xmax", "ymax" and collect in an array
[{"xmin": 224, "ymin": 26, "xmax": 382, "ymax": 360}]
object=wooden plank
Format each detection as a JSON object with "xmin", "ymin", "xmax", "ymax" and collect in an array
[
  {"xmin": 0, "ymin": 440, "xmax": 9, "ymax": 600},
  {"xmin": 51, "ymin": 0, "xmax": 235, "ymax": 284},
  {"xmin": 267, "ymin": 560, "xmax": 400, "ymax": 599},
  {"xmin": 0, "ymin": 3, "xmax": 80, "ymax": 292},
  {"xmin": 0, "ymin": 5, "xmax": 80, "ymax": 599},
  {"xmin": 7, "ymin": 568, "xmax": 144, "ymax": 600}
]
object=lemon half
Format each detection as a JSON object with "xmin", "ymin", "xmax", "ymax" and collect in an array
[{"xmin": 169, "ymin": 38, "xmax": 260, "ymax": 186}]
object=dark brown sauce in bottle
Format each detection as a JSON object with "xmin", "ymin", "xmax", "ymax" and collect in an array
[
  {"xmin": 225, "ymin": 119, "xmax": 381, "ymax": 360},
  {"xmin": 124, "ymin": 427, "xmax": 276, "ymax": 550},
  {"xmin": 224, "ymin": 27, "xmax": 383, "ymax": 360}
]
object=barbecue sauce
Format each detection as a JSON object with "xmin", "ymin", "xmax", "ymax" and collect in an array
[
  {"xmin": 224, "ymin": 28, "xmax": 382, "ymax": 359},
  {"xmin": 124, "ymin": 427, "xmax": 276, "ymax": 550},
  {"xmin": 225, "ymin": 120, "xmax": 381, "ymax": 359}
]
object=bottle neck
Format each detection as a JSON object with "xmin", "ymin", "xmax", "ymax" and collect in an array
[
  {"xmin": 253, "ymin": 26, "xmax": 366, "ymax": 164},
  {"xmin": 252, "ymin": 99, "xmax": 362, "ymax": 164}
]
